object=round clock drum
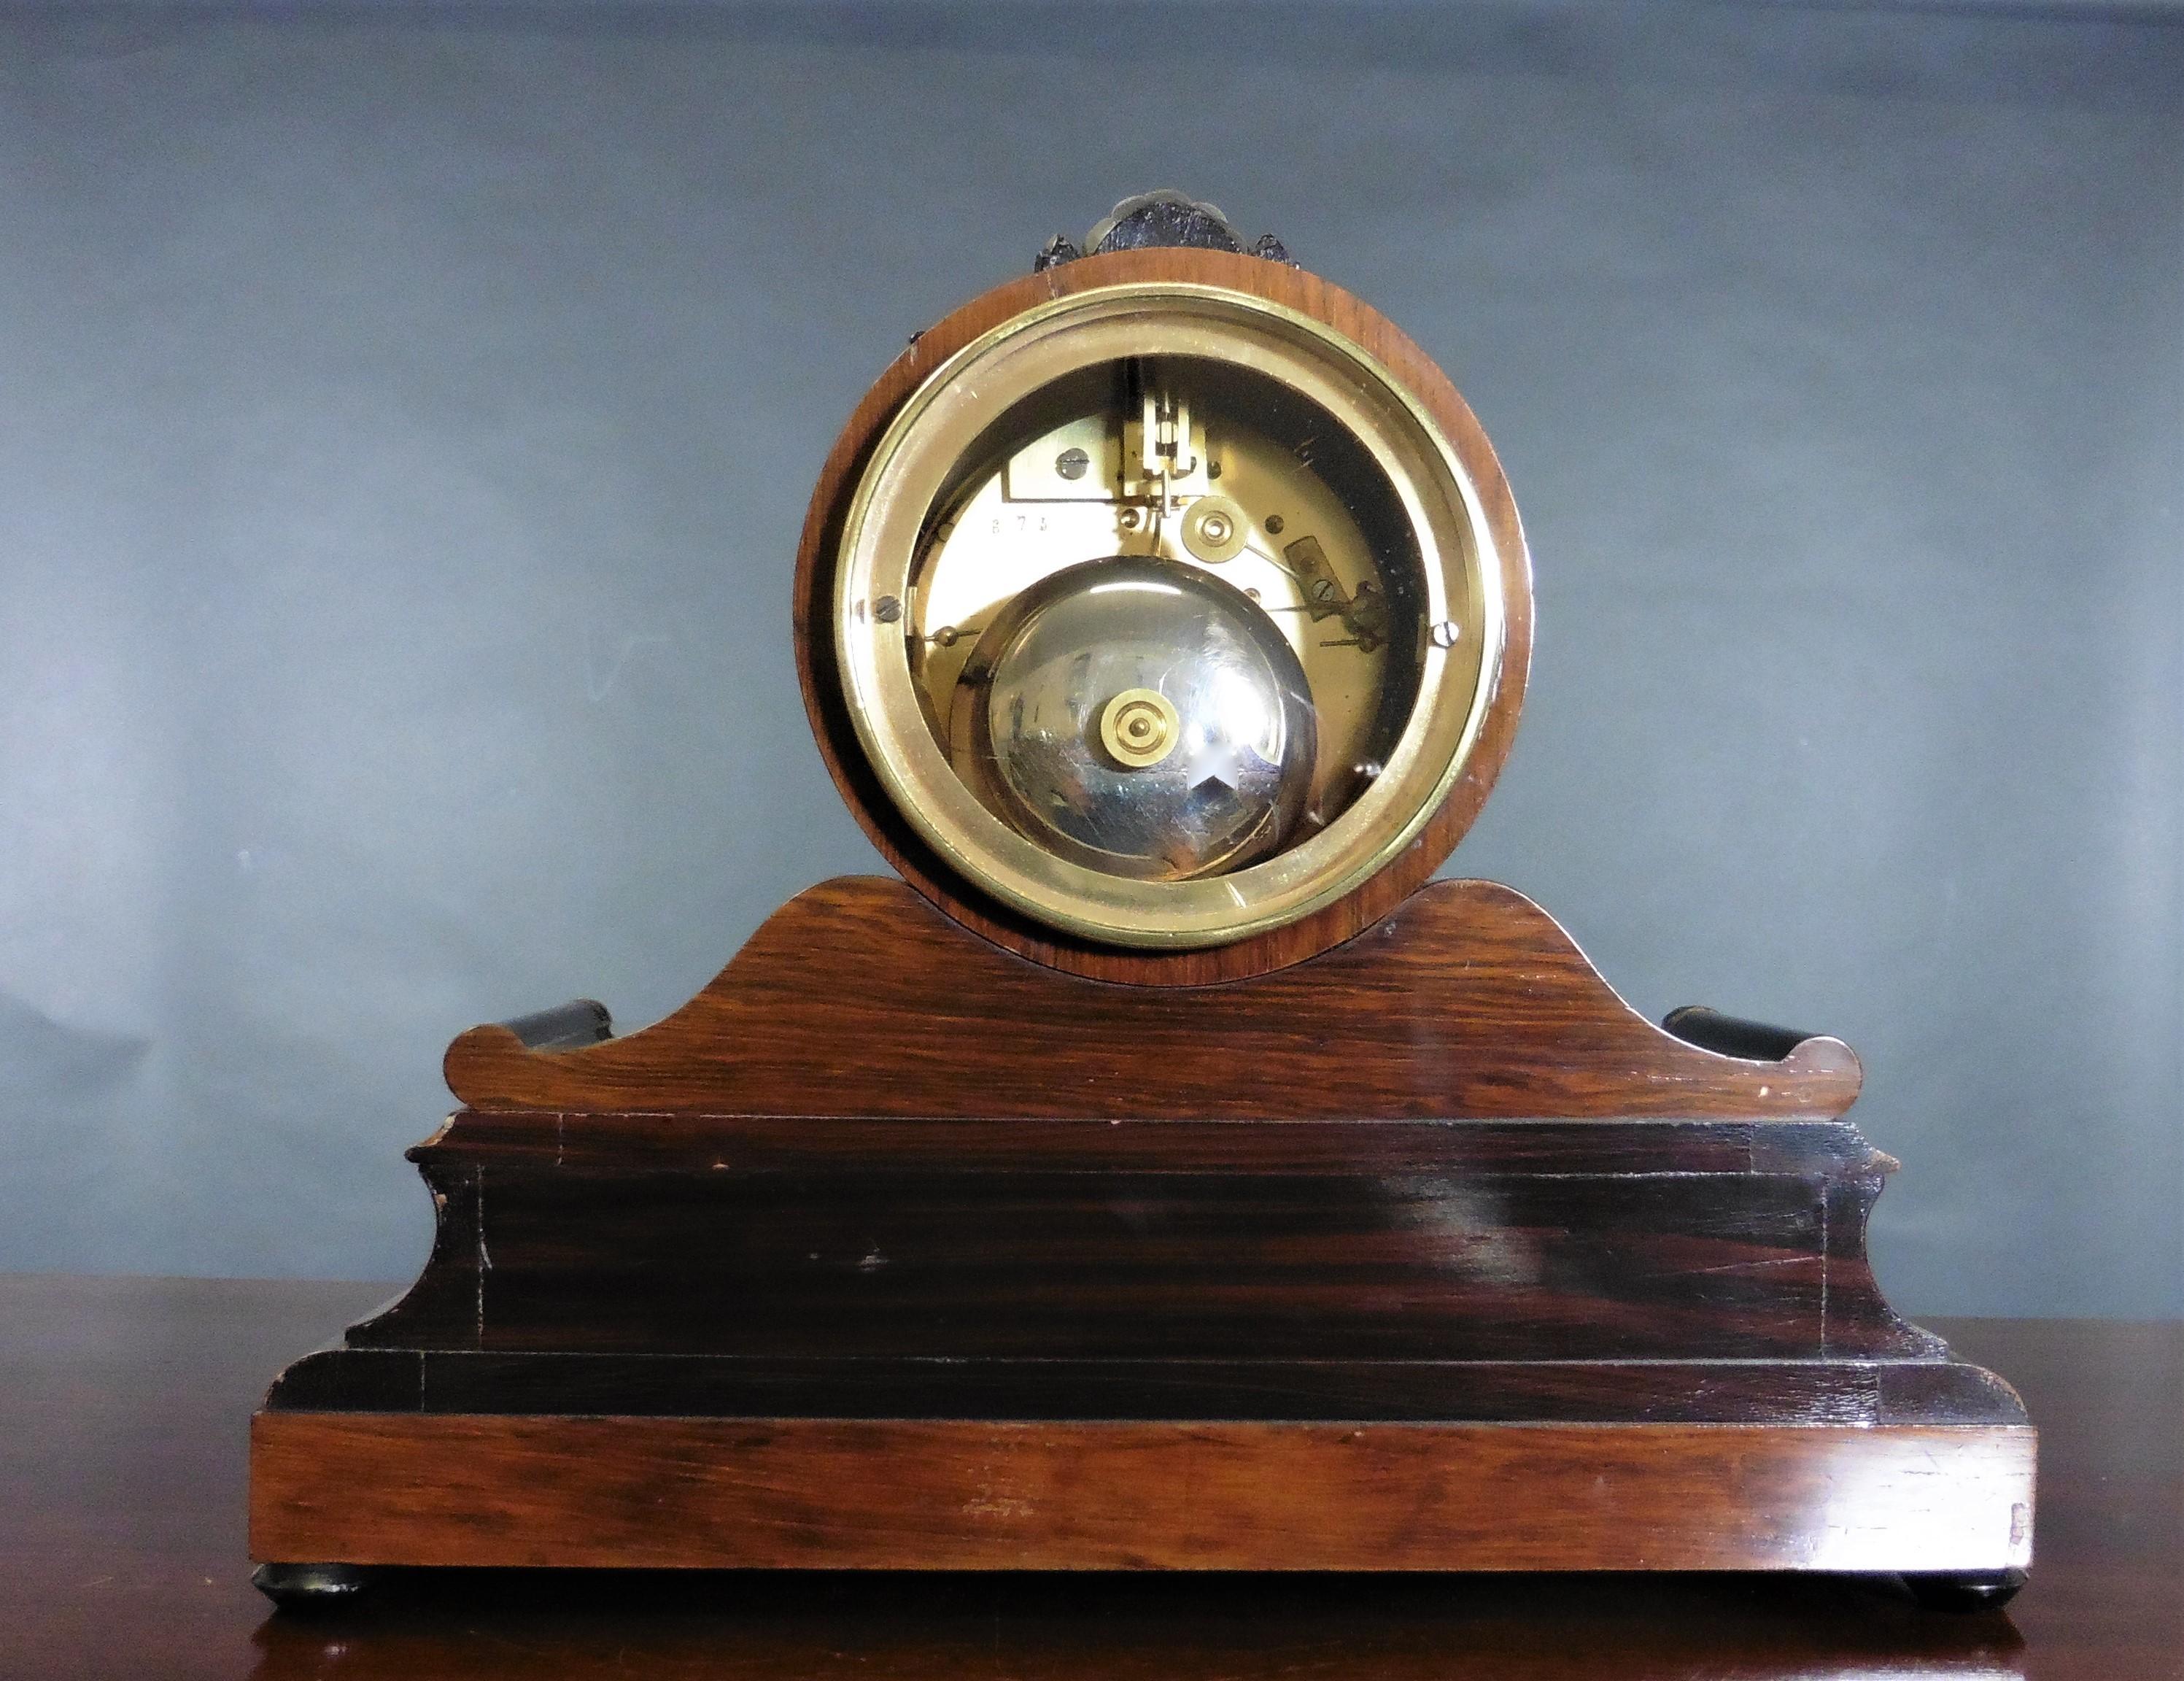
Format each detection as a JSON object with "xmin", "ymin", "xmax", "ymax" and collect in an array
[{"xmin": 797, "ymin": 198, "xmax": 1534, "ymax": 981}]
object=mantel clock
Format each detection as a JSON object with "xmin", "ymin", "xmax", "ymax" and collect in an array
[{"xmin": 248, "ymin": 193, "xmax": 2034, "ymax": 1613}]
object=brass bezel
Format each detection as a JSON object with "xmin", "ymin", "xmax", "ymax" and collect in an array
[{"xmin": 832, "ymin": 281, "xmax": 1507, "ymax": 950}]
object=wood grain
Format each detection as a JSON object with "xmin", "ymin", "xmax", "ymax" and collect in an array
[
  {"xmin": 791, "ymin": 247, "xmax": 1535, "ymax": 984},
  {"xmin": 250, "ymin": 1413, "xmax": 2034, "ymax": 1574},
  {"xmin": 442, "ymin": 876, "xmax": 1862, "ymax": 1119},
  {"xmin": 18, "ymin": 1280, "xmax": 2166, "ymax": 1678},
  {"xmin": 337, "ymin": 1116, "xmax": 1933, "ymax": 1364},
  {"xmin": 286, "ymin": 874, "xmax": 2015, "ymax": 1585}
]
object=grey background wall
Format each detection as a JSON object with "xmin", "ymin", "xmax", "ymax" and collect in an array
[{"xmin": 0, "ymin": 1, "xmax": 2176, "ymax": 1316}]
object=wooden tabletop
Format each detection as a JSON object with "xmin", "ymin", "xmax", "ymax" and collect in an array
[{"xmin": 1, "ymin": 1276, "xmax": 2175, "ymax": 1680}]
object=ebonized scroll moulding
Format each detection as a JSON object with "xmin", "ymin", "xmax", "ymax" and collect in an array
[{"xmin": 249, "ymin": 193, "xmax": 2032, "ymax": 1609}]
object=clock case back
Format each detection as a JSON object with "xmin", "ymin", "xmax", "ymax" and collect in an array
[{"xmin": 247, "ymin": 204, "xmax": 2033, "ymax": 1611}]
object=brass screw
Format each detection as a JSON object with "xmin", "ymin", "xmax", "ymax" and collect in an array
[{"xmin": 1099, "ymin": 688, "xmax": 1180, "ymax": 769}]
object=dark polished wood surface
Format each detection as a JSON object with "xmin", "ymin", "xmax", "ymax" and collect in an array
[
  {"xmin": 304, "ymin": 879, "xmax": 2010, "ymax": 1580},
  {"xmin": 443, "ymin": 876, "xmax": 1864, "ymax": 1118},
  {"xmin": 252, "ymin": 1414, "xmax": 2032, "ymax": 1574},
  {"xmin": 337, "ymin": 1116, "xmax": 1929, "ymax": 1363},
  {"xmin": 4, "ymin": 1276, "xmax": 2174, "ymax": 1679},
  {"xmin": 252, "ymin": 1107, "xmax": 2025, "ymax": 1577},
  {"xmin": 258, "ymin": 1102, "xmax": 2031, "ymax": 1575}
]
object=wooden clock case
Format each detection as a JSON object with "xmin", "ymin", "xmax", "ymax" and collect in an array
[{"xmin": 248, "ymin": 208, "xmax": 2033, "ymax": 1612}]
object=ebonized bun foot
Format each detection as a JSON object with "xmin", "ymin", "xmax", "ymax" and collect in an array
[
  {"xmin": 1903, "ymin": 1569, "xmax": 2028, "ymax": 1612},
  {"xmin": 252, "ymin": 1561, "xmax": 375, "ymax": 1609}
]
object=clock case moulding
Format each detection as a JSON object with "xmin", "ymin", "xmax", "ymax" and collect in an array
[{"xmin": 247, "ymin": 201, "xmax": 2034, "ymax": 1614}]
